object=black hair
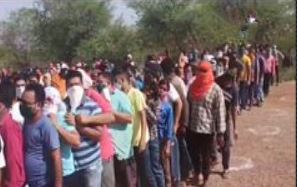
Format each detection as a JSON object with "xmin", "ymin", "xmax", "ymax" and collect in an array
[
  {"xmin": 24, "ymin": 83, "xmax": 46, "ymax": 106},
  {"xmin": 160, "ymin": 57, "xmax": 175, "ymax": 75},
  {"xmin": 114, "ymin": 69, "xmax": 132, "ymax": 83},
  {"xmin": 158, "ymin": 79, "xmax": 170, "ymax": 91},
  {"xmin": 59, "ymin": 68, "xmax": 68, "ymax": 79},
  {"xmin": 14, "ymin": 74, "xmax": 26, "ymax": 83},
  {"xmin": 29, "ymin": 72, "xmax": 38, "ymax": 80},
  {"xmin": 0, "ymin": 81, "xmax": 16, "ymax": 108},
  {"xmin": 65, "ymin": 70, "xmax": 83, "ymax": 83},
  {"xmin": 101, "ymin": 72, "xmax": 113, "ymax": 84}
]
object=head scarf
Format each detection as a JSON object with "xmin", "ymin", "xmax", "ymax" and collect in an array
[
  {"xmin": 190, "ymin": 61, "xmax": 214, "ymax": 101},
  {"xmin": 44, "ymin": 86, "xmax": 64, "ymax": 115},
  {"xmin": 77, "ymin": 68, "xmax": 93, "ymax": 89}
]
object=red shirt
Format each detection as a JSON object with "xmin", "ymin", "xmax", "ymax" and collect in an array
[
  {"xmin": 0, "ymin": 112, "xmax": 26, "ymax": 187},
  {"xmin": 86, "ymin": 89, "xmax": 115, "ymax": 161}
]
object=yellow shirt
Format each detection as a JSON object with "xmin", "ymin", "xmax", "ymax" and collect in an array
[
  {"xmin": 128, "ymin": 87, "xmax": 150, "ymax": 147},
  {"xmin": 240, "ymin": 54, "xmax": 252, "ymax": 82}
]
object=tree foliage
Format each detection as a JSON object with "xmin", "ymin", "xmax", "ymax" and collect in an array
[
  {"xmin": 0, "ymin": 0, "xmax": 295, "ymax": 68},
  {"xmin": 34, "ymin": 0, "xmax": 111, "ymax": 62},
  {"xmin": 0, "ymin": 8, "xmax": 38, "ymax": 67}
]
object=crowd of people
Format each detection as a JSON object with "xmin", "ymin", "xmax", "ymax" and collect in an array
[{"xmin": 0, "ymin": 42, "xmax": 285, "ymax": 187}]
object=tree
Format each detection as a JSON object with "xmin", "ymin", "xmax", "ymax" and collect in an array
[
  {"xmin": 34, "ymin": 0, "xmax": 111, "ymax": 62},
  {"xmin": 0, "ymin": 8, "xmax": 38, "ymax": 67},
  {"xmin": 77, "ymin": 19, "xmax": 143, "ymax": 64}
]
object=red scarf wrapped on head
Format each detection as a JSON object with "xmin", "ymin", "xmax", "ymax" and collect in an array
[{"xmin": 190, "ymin": 61, "xmax": 214, "ymax": 101}]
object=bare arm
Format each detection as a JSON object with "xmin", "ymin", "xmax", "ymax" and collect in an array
[
  {"xmin": 139, "ymin": 109, "xmax": 148, "ymax": 152},
  {"xmin": 75, "ymin": 113, "xmax": 116, "ymax": 127},
  {"xmin": 50, "ymin": 114, "xmax": 81, "ymax": 148},
  {"xmin": 56, "ymin": 126, "xmax": 81, "ymax": 148},
  {"xmin": 51, "ymin": 149, "xmax": 63, "ymax": 187},
  {"xmin": 113, "ymin": 111, "xmax": 132, "ymax": 124},
  {"xmin": 174, "ymin": 98, "xmax": 183, "ymax": 132},
  {"xmin": 76, "ymin": 126, "xmax": 102, "ymax": 142}
]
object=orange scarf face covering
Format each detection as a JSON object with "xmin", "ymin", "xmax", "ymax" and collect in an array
[{"xmin": 190, "ymin": 61, "xmax": 214, "ymax": 101}]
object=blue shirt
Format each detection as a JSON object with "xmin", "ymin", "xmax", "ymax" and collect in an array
[
  {"xmin": 23, "ymin": 115, "xmax": 60, "ymax": 186},
  {"xmin": 109, "ymin": 89, "xmax": 134, "ymax": 160},
  {"xmin": 72, "ymin": 96, "xmax": 102, "ymax": 171},
  {"xmin": 57, "ymin": 111, "xmax": 76, "ymax": 176},
  {"xmin": 157, "ymin": 101, "xmax": 174, "ymax": 141}
]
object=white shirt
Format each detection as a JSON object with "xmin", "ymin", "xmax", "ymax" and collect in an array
[
  {"xmin": 11, "ymin": 102, "xmax": 24, "ymax": 126},
  {"xmin": 0, "ymin": 135, "xmax": 6, "ymax": 168},
  {"xmin": 168, "ymin": 83, "xmax": 180, "ymax": 103}
]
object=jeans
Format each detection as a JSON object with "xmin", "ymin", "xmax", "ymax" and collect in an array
[
  {"xmin": 149, "ymin": 139, "xmax": 165, "ymax": 187},
  {"xmin": 263, "ymin": 73, "xmax": 272, "ymax": 96},
  {"xmin": 171, "ymin": 136, "xmax": 181, "ymax": 185},
  {"xmin": 221, "ymin": 130, "xmax": 231, "ymax": 170},
  {"xmin": 160, "ymin": 141, "xmax": 172, "ymax": 187},
  {"xmin": 254, "ymin": 79, "xmax": 264, "ymax": 103},
  {"xmin": 275, "ymin": 65, "xmax": 280, "ymax": 84},
  {"xmin": 63, "ymin": 172, "xmax": 77, "ymax": 187},
  {"xmin": 239, "ymin": 81, "xmax": 248, "ymax": 109},
  {"xmin": 102, "ymin": 158, "xmax": 115, "ymax": 187},
  {"xmin": 248, "ymin": 82, "xmax": 255, "ymax": 106},
  {"xmin": 177, "ymin": 136, "xmax": 193, "ymax": 181},
  {"xmin": 28, "ymin": 181, "xmax": 53, "ymax": 187},
  {"xmin": 114, "ymin": 156, "xmax": 137, "ymax": 187},
  {"xmin": 134, "ymin": 146, "xmax": 157, "ymax": 187},
  {"xmin": 76, "ymin": 160, "xmax": 103, "ymax": 187}
]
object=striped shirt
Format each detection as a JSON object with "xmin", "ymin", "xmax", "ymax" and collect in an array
[
  {"xmin": 188, "ymin": 83, "xmax": 226, "ymax": 134},
  {"xmin": 72, "ymin": 96, "xmax": 102, "ymax": 171},
  {"xmin": 145, "ymin": 98, "xmax": 160, "ymax": 141}
]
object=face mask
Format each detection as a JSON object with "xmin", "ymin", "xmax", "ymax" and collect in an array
[
  {"xmin": 96, "ymin": 83, "xmax": 106, "ymax": 93},
  {"xmin": 16, "ymin": 86, "xmax": 25, "ymax": 99},
  {"xmin": 114, "ymin": 83, "xmax": 122, "ymax": 90},
  {"xmin": 20, "ymin": 104, "xmax": 35, "ymax": 119},
  {"xmin": 43, "ymin": 103, "xmax": 58, "ymax": 116},
  {"xmin": 102, "ymin": 87, "xmax": 111, "ymax": 102},
  {"xmin": 67, "ymin": 85, "xmax": 84, "ymax": 113}
]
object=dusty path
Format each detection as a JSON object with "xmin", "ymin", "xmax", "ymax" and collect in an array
[{"xmin": 190, "ymin": 81, "xmax": 295, "ymax": 187}]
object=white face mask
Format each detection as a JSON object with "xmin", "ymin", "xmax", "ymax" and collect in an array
[
  {"xmin": 43, "ymin": 104, "xmax": 58, "ymax": 116},
  {"xmin": 102, "ymin": 87, "xmax": 111, "ymax": 102},
  {"xmin": 67, "ymin": 85, "xmax": 84, "ymax": 113},
  {"xmin": 16, "ymin": 86, "xmax": 25, "ymax": 99}
]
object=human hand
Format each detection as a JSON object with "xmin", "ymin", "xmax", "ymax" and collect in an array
[
  {"xmin": 217, "ymin": 134, "xmax": 225, "ymax": 148},
  {"xmin": 177, "ymin": 125, "xmax": 187, "ymax": 136},
  {"xmin": 138, "ymin": 138, "xmax": 147, "ymax": 153},
  {"xmin": 174, "ymin": 122, "xmax": 180, "ymax": 134},
  {"xmin": 65, "ymin": 113, "xmax": 76, "ymax": 126},
  {"xmin": 164, "ymin": 142, "xmax": 171, "ymax": 157},
  {"xmin": 75, "ymin": 115, "xmax": 89, "ymax": 126}
]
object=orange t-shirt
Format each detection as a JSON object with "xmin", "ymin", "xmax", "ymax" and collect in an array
[{"xmin": 51, "ymin": 73, "xmax": 67, "ymax": 99}]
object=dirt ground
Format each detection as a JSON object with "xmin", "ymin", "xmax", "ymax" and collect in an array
[{"xmin": 189, "ymin": 81, "xmax": 296, "ymax": 187}]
